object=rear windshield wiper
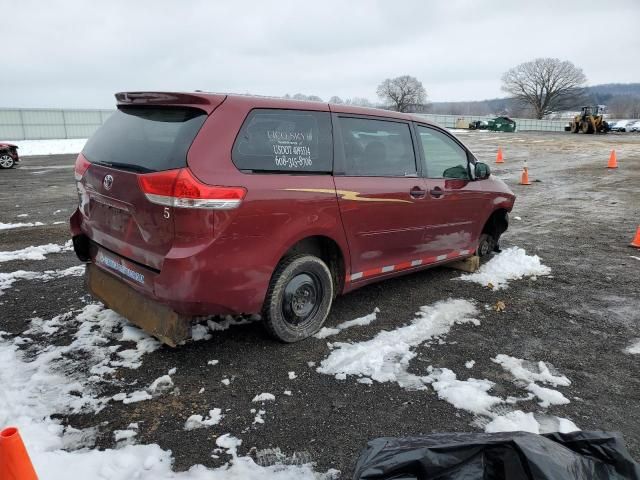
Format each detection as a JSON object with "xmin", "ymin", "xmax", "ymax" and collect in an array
[{"xmin": 92, "ymin": 160, "xmax": 152, "ymax": 173}]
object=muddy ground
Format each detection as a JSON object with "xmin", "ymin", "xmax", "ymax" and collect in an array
[{"xmin": 1, "ymin": 131, "xmax": 639, "ymax": 477}]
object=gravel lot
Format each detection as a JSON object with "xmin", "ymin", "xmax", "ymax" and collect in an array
[{"xmin": 1, "ymin": 131, "xmax": 639, "ymax": 477}]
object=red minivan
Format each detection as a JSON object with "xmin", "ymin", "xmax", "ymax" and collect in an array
[{"xmin": 70, "ymin": 92, "xmax": 514, "ymax": 345}]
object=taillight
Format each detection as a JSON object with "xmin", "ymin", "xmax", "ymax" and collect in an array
[
  {"xmin": 138, "ymin": 168, "xmax": 246, "ymax": 210},
  {"xmin": 74, "ymin": 155, "xmax": 91, "ymax": 181}
]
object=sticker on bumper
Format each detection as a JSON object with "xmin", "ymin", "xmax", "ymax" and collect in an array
[{"xmin": 96, "ymin": 252, "xmax": 145, "ymax": 284}]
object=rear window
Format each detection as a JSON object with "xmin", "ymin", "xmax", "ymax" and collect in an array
[
  {"xmin": 82, "ymin": 106, "xmax": 207, "ymax": 172},
  {"xmin": 232, "ymin": 109, "xmax": 332, "ymax": 173}
]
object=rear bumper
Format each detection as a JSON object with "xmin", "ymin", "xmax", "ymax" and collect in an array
[
  {"xmin": 70, "ymin": 208, "xmax": 269, "ymax": 319},
  {"xmin": 86, "ymin": 263, "xmax": 190, "ymax": 347}
]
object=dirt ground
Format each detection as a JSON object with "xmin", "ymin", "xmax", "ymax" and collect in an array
[{"xmin": 1, "ymin": 130, "xmax": 639, "ymax": 477}]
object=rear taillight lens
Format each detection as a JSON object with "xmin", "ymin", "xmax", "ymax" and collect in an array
[
  {"xmin": 74, "ymin": 155, "xmax": 91, "ymax": 181},
  {"xmin": 138, "ymin": 168, "xmax": 246, "ymax": 210}
]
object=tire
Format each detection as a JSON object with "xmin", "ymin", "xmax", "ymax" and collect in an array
[
  {"xmin": 580, "ymin": 121, "xmax": 592, "ymax": 134},
  {"xmin": 570, "ymin": 122, "xmax": 579, "ymax": 133},
  {"xmin": 477, "ymin": 233, "xmax": 496, "ymax": 258},
  {"xmin": 262, "ymin": 254, "xmax": 333, "ymax": 343},
  {"xmin": 0, "ymin": 153, "xmax": 15, "ymax": 169}
]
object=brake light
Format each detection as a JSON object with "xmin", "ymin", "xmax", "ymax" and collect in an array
[
  {"xmin": 138, "ymin": 168, "xmax": 246, "ymax": 210},
  {"xmin": 74, "ymin": 155, "xmax": 91, "ymax": 181}
]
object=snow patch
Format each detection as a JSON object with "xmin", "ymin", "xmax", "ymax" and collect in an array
[
  {"xmin": 317, "ymin": 299, "xmax": 478, "ymax": 387},
  {"xmin": 625, "ymin": 339, "xmax": 640, "ymax": 354},
  {"xmin": 314, "ymin": 308, "xmax": 380, "ymax": 339},
  {"xmin": 252, "ymin": 393, "xmax": 276, "ymax": 402},
  {"xmin": 492, "ymin": 354, "xmax": 570, "ymax": 387},
  {"xmin": 424, "ymin": 368, "xmax": 502, "ymax": 415},
  {"xmin": 184, "ymin": 409, "xmax": 223, "ymax": 430},
  {"xmin": 0, "ymin": 221, "xmax": 45, "ymax": 230},
  {"xmin": 0, "ymin": 265, "xmax": 85, "ymax": 295},
  {"xmin": 457, "ymin": 247, "xmax": 551, "ymax": 290},
  {"xmin": 0, "ymin": 241, "xmax": 73, "ymax": 263},
  {"xmin": 6, "ymin": 138, "xmax": 87, "ymax": 156}
]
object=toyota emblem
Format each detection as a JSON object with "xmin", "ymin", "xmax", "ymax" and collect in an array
[{"xmin": 103, "ymin": 174, "xmax": 114, "ymax": 190}]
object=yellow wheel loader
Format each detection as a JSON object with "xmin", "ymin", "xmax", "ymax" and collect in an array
[{"xmin": 569, "ymin": 106, "xmax": 609, "ymax": 134}]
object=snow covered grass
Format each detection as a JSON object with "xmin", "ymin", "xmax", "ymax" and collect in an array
[
  {"xmin": 0, "ymin": 265, "xmax": 85, "ymax": 295},
  {"xmin": 0, "ymin": 240, "xmax": 72, "ymax": 262},
  {"xmin": 457, "ymin": 247, "xmax": 551, "ymax": 290},
  {"xmin": 5, "ymin": 138, "xmax": 87, "ymax": 156},
  {"xmin": 317, "ymin": 299, "xmax": 479, "ymax": 387},
  {"xmin": 0, "ymin": 221, "xmax": 45, "ymax": 230},
  {"xmin": 314, "ymin": 307, "xmax": 380, "ymax": 339}
]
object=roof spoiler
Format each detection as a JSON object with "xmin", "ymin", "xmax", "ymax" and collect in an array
[{"xmin": 115, "ymin": 92, "xmax": 226, "ymax": 114}]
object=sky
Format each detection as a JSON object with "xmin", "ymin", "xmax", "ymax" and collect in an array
[{"xmin": 2, "ymin": 0, "xmax": 639, "ymax": 109}]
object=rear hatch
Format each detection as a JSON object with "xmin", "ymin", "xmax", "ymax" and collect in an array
[{"xmin": 77, "ymin": 102, "xmax": 213, "ymax": 271}]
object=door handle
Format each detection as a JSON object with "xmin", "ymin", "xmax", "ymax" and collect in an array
[
  {"xmin": 429, "ymin": 187, "xmax": 444, "ymax": 198},
  {"xmin": 410, "ymin": 186, "xmax": 426, "ymax": 198}
]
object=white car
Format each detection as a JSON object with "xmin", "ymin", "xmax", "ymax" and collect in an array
[
  {"xmin": 628, "ymin": 120, "xmax": 640, "ymax": 132},
  {"xmin": 609, "ymin": 120, "xmax": 631, "ymax": 132}
]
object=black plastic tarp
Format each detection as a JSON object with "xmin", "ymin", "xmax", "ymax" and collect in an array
[{"xmin": 353, "ymin": 431, "xmax": 640, "ymax": 480}]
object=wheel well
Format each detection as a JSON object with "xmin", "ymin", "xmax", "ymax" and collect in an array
[
  {"xmin": 482, "ymin": 209, "xmax": 509, "ymax": 241},
  {"xmin": 281, "ymin": 236, "xmax": 345, "ymax": 296}
]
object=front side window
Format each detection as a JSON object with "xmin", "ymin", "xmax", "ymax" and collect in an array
[
  {"xmin": 417, "ymin": 126, "xmax": 470, "ymax": 180},
  {"xmin": 232, "ymin": 109, "xmax": 332, "ymax": 173},
  {"xmin": 338, "ymin": 117, "xmax": 417, "ymax": 177}
]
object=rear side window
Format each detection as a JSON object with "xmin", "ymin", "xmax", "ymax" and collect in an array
[
  {"xmin": 82, "ymin": 106, "xmax": 207, "ymax": 172},
  {"xmin": 338, "ymin": 117, "xmax": 417, "ymax": 177},
  {"xmin": 232, "ymin": 109, "xmax": 332, "ymax": 173},
  {"xmin": 416, "ymin": 126, "xmax": 470, "ymax": 180}
]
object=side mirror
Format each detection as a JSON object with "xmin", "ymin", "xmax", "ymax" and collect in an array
[{"xmin": 474, "ymin": 162, "xmax": 490, "ymax": 180}]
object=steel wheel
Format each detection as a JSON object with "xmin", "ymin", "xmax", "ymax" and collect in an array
[
  {"xmin": 263, "ymin": 254, "xmax": 333, "ymax": 342},
  {"xmin": 0, "ymin": 154, "xmax": 14, "ymax": 169},
  {"xmin": 281, "ymin": 273, "xmax": 322, "ymax": 327}
]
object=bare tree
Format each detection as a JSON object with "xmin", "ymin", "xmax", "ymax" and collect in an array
[
  {"xmin": 329, "ymin": 96, "xmax": 344, "ymax": 104},
  {"xmin": 376, "ymin": 75, "xmax": 427, "ymax": 112},
  {"xmin": 608, "ymin": 95, "xmax": 640, "ymax": 119},
  {"xmin": 347, "ymin": 97, "xmax": 375, "ymax": 108},
  {"xmin": 501, "ymin": 58, "xmax": 587, "ymax": 119}
]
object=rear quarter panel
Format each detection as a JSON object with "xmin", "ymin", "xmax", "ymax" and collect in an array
[{"xmin": 182, "ymin": 97, "xmax": 351, "ymax": 312}]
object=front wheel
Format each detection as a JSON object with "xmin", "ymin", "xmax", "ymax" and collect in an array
[
  {"xmin": 477, "ymin": 233, "xmax": 497, "ymax": 257},
  {"xmin": 0, "ymin": 154, "xmax": 15, "ymax": 169},
  {"xmin": 262, "ymin": 254, "xmax": 333, "ymax": 343}
]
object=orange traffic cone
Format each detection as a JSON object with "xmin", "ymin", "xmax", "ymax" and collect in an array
[
  {"xmin": 630, "ymin": 226, "xmax": 640, "ymax": 248},
  {"xmin": 607, "ymin": 149, "xmax": 618, "ymax": 169},
  {"xmin": 519, "ymin": 161, "xmax": 531, "ymax": 185},
  {"xmin": 0, "ymin": 427, "xmax": 38, "ymax": 480},
  {"xmin": 496, "ymin": 147, "xmax": 504, "ymax": 164}
]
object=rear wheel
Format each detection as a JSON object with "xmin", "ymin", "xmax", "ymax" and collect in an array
[
  {"xmin": 570, "ymin": 122, "xmax": 579, "ymax": 133},
  {"xmin": 580, "ymin": 121, "xmax": 592, "ymax": 134},
  {"xmin": 263, "ymin": 254, "xmax": 333, "ymax": 342},
  {"xmin": 0, "ymin": 154, "xmax": 15, "ymax": 169}
]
